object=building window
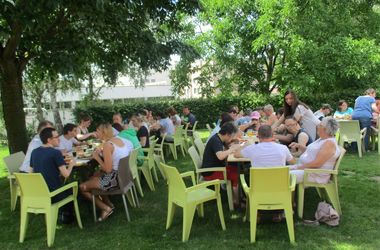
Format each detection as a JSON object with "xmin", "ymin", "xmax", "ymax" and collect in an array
[{"xmin": 62, "ymin": 102, "xmax": 72, "ymax": 109}]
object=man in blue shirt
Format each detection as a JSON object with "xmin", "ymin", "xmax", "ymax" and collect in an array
[{"xmin": 182, "ymin": 106, "xmax": 197, "ymax": 128}]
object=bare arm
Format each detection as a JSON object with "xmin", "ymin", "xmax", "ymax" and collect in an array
[
  {"xmin": 139, "ymin": 137, "xmax": 147, "ymax": 147},
  {"xmin": 58, "ymin": 161, "xmax": 74, "ymax": 178},
  {"xmin": 93, "ymin": 142, "xmax": 113, "ymax": 173},
  {"xmin": 372, "ymin": 103, "xmax": 379, "ymax": 113},
  {"xmin": 272, "ymin": 114, "xmax": 285, "ymax": 129},
  {"xmin": 76, "ymin": 132, "xmax": 95, "ymax": 141}
]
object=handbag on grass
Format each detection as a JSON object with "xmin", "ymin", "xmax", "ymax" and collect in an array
[{"xmin": 303, "ymin": 201, "xmax": 340, "ymax": 227}]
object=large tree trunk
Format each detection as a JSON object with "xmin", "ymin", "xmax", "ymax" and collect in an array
[
  {"xmin": 48, "ymin": 78, "xmax": 63, "ymax": 134},
  {"xmin": 0, "ymin": 61, "xmax": 28, "ymax": 153}
]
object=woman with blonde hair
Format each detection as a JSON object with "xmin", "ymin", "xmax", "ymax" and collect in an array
[{"xmin": 80, "ymin": 123, "xmax": 133, "ymax": 221}]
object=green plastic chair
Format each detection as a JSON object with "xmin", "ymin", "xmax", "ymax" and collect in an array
[
  {"xmin": 240, "ymin": 167, "xmax": 296, "ymax": 243},
  {"xmin": 129, "ymin": 149, "xmax": 144, "ymax": 197},
  {"xmin": 206, "ymin": 123, "xmax": 212, "ymax": 133},
  {"xmin": 154, "ymin": 133, "xmax": 167, "ymax": 163},
  {"xmin": 297, "ymin": 146, "xmax": 346, "ymax": 219},
  {"xmin": 153, "ymin": 153, "xmax": 166, "ymax": 180},
  {"xmin": 3, "ymin": 151, "xmax": 25, "ymax": 211},
  {"xmin": 193, "ymin": 138, "xmax": 205, "ymax": 161},
  {"xmin": 188, "ymin": 146, "xmax": 234, "ymax": 211},
  {"xmin": 338, "ymin": 120, "xmax": 366, "ymax": 157},
  {"xmin": 92, "ymin": 156, "xmax": 139, "ymax": 222},
  {"xmin": 161, "ymin": 163, "xmax": 226, "ymax": 242},
  {"xmin": 138, "ymin": 138, "xmax": 159, "ymax": 191},
  {"xmin": 164, "ymin": 126, "xmax": 186, "ymax": 160},
  {"xmin": 371, "ymin": 116, "xmax": 380, "ymax": 154},
  {"xmin": 14, "ymin": 173, "xmax": 83, "ymax": 247}
]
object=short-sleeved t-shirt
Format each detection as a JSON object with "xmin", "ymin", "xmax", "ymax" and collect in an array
[
  {"xmin": 137, "ymin": 126, "xmax": 150, "ymax": 148},
  {"xmin": 58, "ymin": 135, "xmax": 78, "ymax": 152},
  {"xmin": 30, "ymin": 147, "xmax": 66, "ymax": 192},
  {"xmin": 334, "ymin": 107, "xmax": 353, "ymax": 118},
  {"xmin": 294, "ymin": 105, "xmax": 320, "ymax": 141},
  {"xmin": 202, "ymin": 134, "xmax": 226, "ymax": 176},
  {"xmin": 352, "ymin": 96, "xmax": 376, "ymax": 119},
  {"xmin": 20, "ymin": 134, "xmax": 42, "ymax": 172},
  {"xmin": 159, "ymin": 118, "xmax": 175, "ymax": 136},
  {"xmin": 183, "ymin": 113, "xmax": 196, "ymax": 126},
  {"xmin": 241, "ymin": 142, "xmax": 293, "ymax": 167}
]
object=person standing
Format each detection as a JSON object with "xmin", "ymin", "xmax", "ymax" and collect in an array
[
  {"xmin": 352, "ymin": 88, "xmax": 379, "ymax": 150},
  {"xmin": 273, "ymin": 90, "xmax": 320, "ymax": 141}
]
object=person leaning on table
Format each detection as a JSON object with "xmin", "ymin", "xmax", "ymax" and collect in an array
[
  {"xmin": 201, "ymin": 121, "xmax": 240, "ymax": 206},
  {"xmin": 352, "ymin": 88, "xmax": 380, "ymax": 151},
  {"xmin": 289, "ymin": 117, "xmax": 340, "ymax": 184},
  {"xmin": 19, "ymin": 120, "xmax": 54, "ymax": 173}
]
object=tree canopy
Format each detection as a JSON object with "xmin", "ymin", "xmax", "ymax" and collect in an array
[
  {"xmin": 0, "ymin": 0, "xmax": 199, "ymax": 153},
  {"xmin": 171, "ymin": 0, "xmax": 380, "ymax": 101}
]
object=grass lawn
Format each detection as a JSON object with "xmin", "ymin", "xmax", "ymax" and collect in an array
[{"xmin": 0, "ymin": 131, "xmax": 379, "ymax": 249}]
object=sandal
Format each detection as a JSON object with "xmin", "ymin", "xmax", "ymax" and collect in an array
[
  {"xmin": 98, "ymin": 208, "xmax": 114, "ymax": 222},
  {"xmin": 272, "ymin": 213, "xmax": 284, "ymax": 223}
]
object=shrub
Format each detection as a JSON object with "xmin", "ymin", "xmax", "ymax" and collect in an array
[{"xmin": 73, "ymin": 93, "xmax": 276, "ymax": 130}]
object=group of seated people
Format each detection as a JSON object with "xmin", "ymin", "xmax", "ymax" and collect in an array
[
  {"xmin": 18, "ymin": 105, "xmax": 198, "ymax": 222},
  {"xmin": 201, "ymin": 88, "xmax": 380, "ymax": 219}
]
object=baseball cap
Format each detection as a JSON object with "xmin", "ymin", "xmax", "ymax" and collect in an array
[{"xmin": 250, "ymin": 111, "xmax": 261, "ymax": 120}]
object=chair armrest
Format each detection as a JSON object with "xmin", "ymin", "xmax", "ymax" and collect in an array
[
  {"xmin": 7, "ymin": 174, "xmax": 16, "ymax": 180},
  {"xmin": 50, "ymin": 181, "xmax": 78, "ymax": 198},
  {"xmin": 360, "ymin": 127, "xmax": 367, "ymax": 135},
  {"xmin": 180, "ymin": 171, "xmax": 196, "ymax": 186},
  {"xmin": 289, "ymin": 174, "xmax": 296, "ymax": 191},
  {"xmin": 142, "ymin": 148, "xmax": 149, "ymax": 153},
  {"xmin": 196, "ymin": 167, "xmax": 227, "ymax": 181},
  {"xmin": 240, "ymin": 174, "xmax": 250, "ymax": 194},
  {"xmin": 137, "ymin": 156, "xmax": 148, "ymax": 161},
  {"xmin": 304, "ymin": 169, "xmax": 338, "ymax": 175},
  {"xmin": 186, "ymin": 179, "xmax": 221, "ymax": 192},
  {"xmin": 371, "ymin": 126, "xmax": 378, "ymax": 133}
]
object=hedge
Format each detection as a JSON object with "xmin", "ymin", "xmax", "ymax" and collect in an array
[{"xmin": 72, "ymin": 90, "xmax": 362, "ymax": 131}]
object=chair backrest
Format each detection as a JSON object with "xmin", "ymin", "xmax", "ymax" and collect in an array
[
  {"xmin": 188, "ymin": 146, "xmax": 202, "ymax": 171},
  {"xmin": 161, "ymin": 163, "xmax": 187, "ymax": 198},
  {"xmin": 191, "ymin": 121, "xmax": 198, "ymax": 132},
  {"xmin": 206, "ymin": 124, "xmax": 212, "ymax": 133},
  {"xmin": 117, "ymin": 156, "xmax": 134, "ymax": 192},
  {"xmin": 174, "ymin": 126, "xmax": 184, "ymax": 138},
  {"xmin": 193, "ymin": 138, "xmax": 205, "ymax": 159},
  {"xmin": 158, "ymin": 134, "xmax": 167, "ymax": 149},
  {"xmin": 128, "ymin": 149, "xmax": 139, "ymax": 178},
  {"xmin": 249, "ymin": 167, "xmax": 291, "ymax": 204},
  {"xmin": 3, "ymin": 151, "xmax": 25, "ymax": 174},
  {"xmin": 338, "ymin": 120, "xmax": 361, "ymax": 141},
  {"xmin": 334, "ymin": 146, "xmax": 346, "ymax": 172},
  {"xmin": 14, "ymin": 173, "xmax": 51, "ymax": 205},
  {"xmin": 193, "ymin": 131, "xmax": 201, "ymax": 141},
  {"xmin": 147, "ymin": 138, "xmax": 158, "ymax": 155}
]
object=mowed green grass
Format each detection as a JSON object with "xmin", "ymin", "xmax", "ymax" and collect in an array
[{"xmin": 0, "ymin": 131, "xmax": 379, "ymax": 249}]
